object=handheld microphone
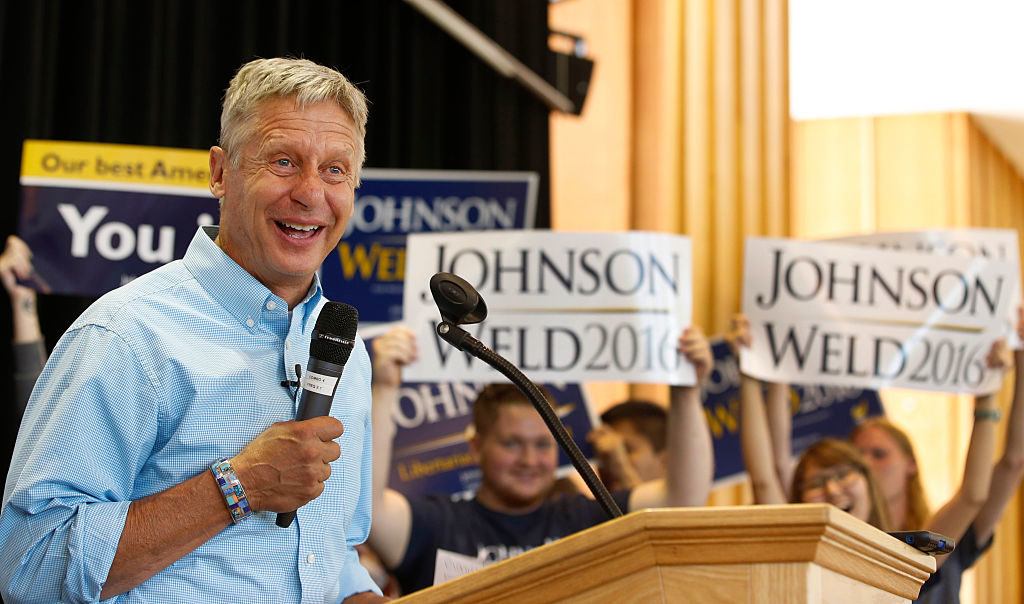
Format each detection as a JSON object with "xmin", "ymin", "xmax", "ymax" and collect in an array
[{"xmin": 275, "ymin": 301, "xmax": 359, "ymax": 528}]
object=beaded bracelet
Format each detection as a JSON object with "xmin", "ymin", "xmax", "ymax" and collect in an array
[
  {"xmin": 974, "ymin": 408, "xmax": 1002, "ymax": 422},
  {"xmin": 210, "ymin": 457, "xmax": 253, "ymax": 524}
]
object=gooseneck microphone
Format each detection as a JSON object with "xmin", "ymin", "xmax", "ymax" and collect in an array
[
  {"xmin": 429, "ymin": 273, "xmax": 623, "ymax": 520},
  {"xmin": 276, "ymin": 301, "xmax": 359, "ymax": 528}
]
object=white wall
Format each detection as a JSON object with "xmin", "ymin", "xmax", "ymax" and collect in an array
[{"xmin": 790, "ymin": 0, "xmax": 1024, "ymax": 119}]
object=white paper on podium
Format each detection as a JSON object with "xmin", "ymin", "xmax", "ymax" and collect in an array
[{"xmin": 433, "ymin": 548, "xmax": 485, "ymax": 586}]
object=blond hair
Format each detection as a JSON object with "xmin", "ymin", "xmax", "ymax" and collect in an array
[
  {"xmin": 791, "ymin": 438, "xmax": 892, "ymax": 531},
  {"xmin": 219, "ymin": 57, "xmax": 369, "ymax": 184},
  {"xmin": 850, "ymin": 418, "xmax": 931, "ymax": 530}
]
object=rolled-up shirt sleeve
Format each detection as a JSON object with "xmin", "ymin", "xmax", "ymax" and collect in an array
[
  {"xmin": 336, "ymin": 546, "xmax": 381, "ymax": 602},
  {"xmin": 0, "ymin": 324, "xmax": 159, "ymax": 603}
]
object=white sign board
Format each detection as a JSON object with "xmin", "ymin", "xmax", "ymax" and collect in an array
[
  {"xmin": 402, "ymin": 230, "xmax": 695, "ymax": 384},
  {"xmin": 831, "ymin": 229, "xmax": 1021, "ymax": 348},
  {"xmin": 741, "ymin": 237, "xmax": 1016, "ymax": 394},
  {"xmin": 832, "ymin": 228, "xmax": 1019, "ymax": 261}
]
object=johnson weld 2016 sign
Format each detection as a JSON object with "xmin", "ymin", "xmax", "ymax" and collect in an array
[
  {"xmin": 741, "ymin": 237, "xmax": 1017, "ymax": 394},
  {"xmin": 402, "ymin": 230, "xmax": 695, "ymax": 385}
]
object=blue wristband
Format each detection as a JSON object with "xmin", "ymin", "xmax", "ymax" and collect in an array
[
  {"xmin": 211, "ymin": 457, "xmax": 253, "ymax": 524},
  {"xmin": 974, "ymin": 408, "xmax": 1002, "ymax": 422}
]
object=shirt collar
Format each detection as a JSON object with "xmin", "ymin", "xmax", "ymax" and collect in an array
[{"xmin": 182, "ymin": 226, "xmax": 323, "ymax": 330}]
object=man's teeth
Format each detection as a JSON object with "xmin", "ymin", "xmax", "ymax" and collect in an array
[{"xmin": 279, "ymin": 221, "xmax": 319, "ymax": 232}]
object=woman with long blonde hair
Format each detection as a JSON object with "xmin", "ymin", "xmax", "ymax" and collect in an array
[
  {"xmin": 737, "ymin": 308, "xmax": 1023, "ymax": 603},
  {"xmin": 849, "ymin": 418, "xmax": 932, "ymax": 532},
  {"xmin": 790, "ymin": 438, "xmax": 892, "ymax": 530},
  {"xmin": 849, "ymin": 311, "xmax": 1024, "ymax": 602}
]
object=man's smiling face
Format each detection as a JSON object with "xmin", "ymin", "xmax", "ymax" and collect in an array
[{"xmin": 210, "ymin": 96, "xmax": 358, "ymax": 303}]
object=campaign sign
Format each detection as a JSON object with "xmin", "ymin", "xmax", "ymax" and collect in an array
[
  {"xmin": 832, "ymin": 228, "xmax": 1019, "ymax": 262},
  {"xmin": 741, "ymin": 237, "xmax": 1017, "ymax": 395},
  {"xmin": 19, "ymin": 187, "xmax": 217, "ymax": 295},
  {"xmin": 832, "ymin": 229, "xmax": 1022, "ymax": 349},
  {"xmin": 703, "ymin": 339, "xmax": 884, "ymax": 484},
  {"xmin": 402, "ymin": 230, "xmax": 695, "ymax": 385},
  {"xmin": 17, "ymin": 141, "xmax": 538, "ymax": 305},
  {"xmin": 321, "ymin": 169, "xmax": 538, "ymax": 323},
  {"xmin": 18, "ymin": 140, "xmax": 218, "ymax": 295}
]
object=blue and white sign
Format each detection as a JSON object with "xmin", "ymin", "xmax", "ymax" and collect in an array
[{"xmin": 321, "ymin": 169, "xmax": 538, "ymax": 323}]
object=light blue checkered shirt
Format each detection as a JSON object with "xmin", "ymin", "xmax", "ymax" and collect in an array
[{"xmin": 0, "ymin": 226, "xmax": 379, "ymax": 603}]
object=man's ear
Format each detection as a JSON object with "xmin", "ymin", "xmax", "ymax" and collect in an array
[{"xmin": 209, "ymin": 146, "xmax": 228, "ymax": 199}]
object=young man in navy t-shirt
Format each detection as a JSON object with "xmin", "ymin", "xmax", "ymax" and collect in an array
[{"xmin": 366, "ymin": 325, "xmax": 714, "ymax": 594}]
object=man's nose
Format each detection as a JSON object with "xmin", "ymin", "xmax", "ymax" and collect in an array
[{"xmin": 291, "ymin": 168, "xmax": 325, "ymax": 207}]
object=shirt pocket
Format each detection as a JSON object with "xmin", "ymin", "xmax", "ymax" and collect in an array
[{"xmin": 154, "ymin": 349, "xmax": 291, "ymax": 469}]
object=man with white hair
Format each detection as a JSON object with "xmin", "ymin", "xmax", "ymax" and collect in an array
[{"xmin": 0, "ymin": 57, "xmax": 384, "ymax": 603}]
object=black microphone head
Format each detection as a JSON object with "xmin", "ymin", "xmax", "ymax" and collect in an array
[
  {"xmin": 429, "ymin": 272, "xmax": 487, "ymax": 325},
  {"xmin": 311, "ymin": 302, "xmax": 359, "ymax": 365}
]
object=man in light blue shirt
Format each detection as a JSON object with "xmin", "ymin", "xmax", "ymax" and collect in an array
[{"xmin": 0, "ymin": 58, "xmax": 385, "ymax": 603}]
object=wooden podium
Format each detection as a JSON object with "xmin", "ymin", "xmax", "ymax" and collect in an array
[{"xmin": 397, "ymin": 504, "xmax": 936, "ymax": 603}]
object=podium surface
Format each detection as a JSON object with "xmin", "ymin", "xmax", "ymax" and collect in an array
[{"xmin": 397, "ymin": 504, "xmax": 936, "ymax": 603}]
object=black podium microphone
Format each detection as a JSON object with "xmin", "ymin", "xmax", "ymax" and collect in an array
[
  {"xmin": 276, "ymin": 301, "xmax": 359, "ymax": 528},
  {"xmin": 428, "ymin": 272, "xmax": 623, "ymax": 520}
]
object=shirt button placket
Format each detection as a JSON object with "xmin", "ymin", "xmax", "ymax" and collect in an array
[{"xmin": 297, "ymin": 545, "xmax": 323, "ymax": 604}]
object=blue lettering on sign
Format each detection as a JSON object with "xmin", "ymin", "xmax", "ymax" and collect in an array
[
  {"xmin": 322, "ymin": 174, "xmax": 537, "ymax": 323},
  {"xmin": 18, "ymin": 169, "xmax": 534, "ymax": 306}
]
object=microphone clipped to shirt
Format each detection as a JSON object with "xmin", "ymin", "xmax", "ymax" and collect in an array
[{"xmin": 276, "ymin": 301, "xmax": 359, "ymax": 528}]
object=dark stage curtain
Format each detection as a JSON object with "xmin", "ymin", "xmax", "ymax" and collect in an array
[{"xmin": 0, "ymin": 0, "xmax": 551, "ymax": 479}]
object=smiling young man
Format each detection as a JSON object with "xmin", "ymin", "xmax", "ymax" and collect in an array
[
  {"xmin": 366, "ymin": 325, "xmax": 715, "ymax": 594},
  {"xmin": 0, "ymin": 58, "xmax": 384, "ymax": 603}
]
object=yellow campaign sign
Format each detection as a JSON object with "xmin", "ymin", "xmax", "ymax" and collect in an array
[{"xmin": 20, "ymin": 139, "xmax": 211, "ymax": 191}]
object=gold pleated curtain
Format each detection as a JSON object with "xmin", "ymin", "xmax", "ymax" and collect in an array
[
  {"xmin": 628, "ymin": 0, "xmax": 790, "ymax": 504},
  {"xmin": 550, "ymin": 1, "xmax": 1021, "ymax": 601},
  {"xmin": 791, "ymin": 113, "xmax": 1024, "ymax": 603},
  {"xmin": 629, "ymin": 2, "xmax": 1023, "ymax": 603},
  {"xmin": 631, "ymin": 0, "xmax": 789, "ymax": 332},
  {"xmin": 967, "ymin": 119, "xmax": 1024, "ymax": 604}
]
